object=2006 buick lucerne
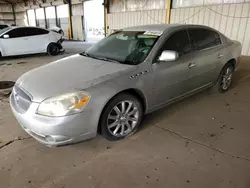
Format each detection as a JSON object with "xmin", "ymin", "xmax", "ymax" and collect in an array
[{"xmin": 10, "ymin": 24, "xmax": 242, "ymax": 146}]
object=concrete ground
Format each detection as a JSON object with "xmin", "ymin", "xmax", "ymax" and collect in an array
[{"xmin": 0, "ymin": 42, "xmax": 250, "ymax": 188}]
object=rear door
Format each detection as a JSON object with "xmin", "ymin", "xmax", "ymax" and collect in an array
[
  {"xmin": 25, "ymin": 28, "xmax": 50, "ymax": 53},
  {"xmin": 187, "ymin": 28, "xmax": 225, "ymax": 91},
  {"xmin": 1, "ymin": 28, "xmax": 29, "ymax": 56}
]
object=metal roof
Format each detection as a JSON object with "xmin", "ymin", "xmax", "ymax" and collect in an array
[{"xmin": 0, "ymin": 0, "xmax": 24, "ymax": 4}]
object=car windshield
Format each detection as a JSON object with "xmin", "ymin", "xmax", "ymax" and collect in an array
[
  {"xmin": 85, "ymin": 31, "xmax": 159, "ymax": 65},
  {"xmin": 0, "ymin": 27, "xmax": 11, "ymax": 35}
]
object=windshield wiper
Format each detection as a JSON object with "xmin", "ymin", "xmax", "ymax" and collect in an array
[
  {"xmin": 79, "ymin": 52, "xmax": 90, "ymax": 57},
  {"xmin": 79, "ymin": 52, "xmax": 100, "ymax": 59},
  {"xmin": 94, "ymin": 56, "xmax": 121, "ymax": 64},
  {"xmin": 80, "ymin": 52, "xmax": 121, "ymax": 64}
]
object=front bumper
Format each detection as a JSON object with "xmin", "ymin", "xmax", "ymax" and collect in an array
[{"xmin": 10, "ymin": 93, "xmax": 97, "ymax": 146}]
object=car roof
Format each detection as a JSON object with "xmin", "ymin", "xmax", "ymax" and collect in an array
[
  {"xmin": 0, "ymin": 26, "xmax": 50, "ymax": 36},
  {"xmin": 10, "ymin": 26, "xmax": 47, "ymax": 29},
  {"xmin": 122, "ymin": 24, "xmax": 214, "ymax": 32}
]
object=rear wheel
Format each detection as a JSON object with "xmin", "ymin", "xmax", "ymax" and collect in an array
[
  {"xmin": 213, "ymin": 63, "xmax": 234, "ymax": 93},
  {"xmin": 100, "ymin": 93, "xmax": 143, "ymax": 141},
  {"xmin": 47, "ymin": 43, "xmax": 60, "ymax": 56}
]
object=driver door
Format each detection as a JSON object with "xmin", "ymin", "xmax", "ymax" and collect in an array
[
  {"xmin": 1, "ymin": 28, "xmax": 29, "ymax": 56},
  {"xmin": 152, "ymin": 29, "xmax": 194, "ymax": 106}
]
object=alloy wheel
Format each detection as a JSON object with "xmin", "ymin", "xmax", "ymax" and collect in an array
[
  {"xmin": 107, "ymin": 100, "xmax": 139, "ymax": 137},
  {"xmin": 221, "ymin": 66, "xmax": 233, "ymax": 90}
]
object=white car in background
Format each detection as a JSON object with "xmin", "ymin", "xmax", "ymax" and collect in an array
[{"xmin": 0, "ymin": 26, "xmax": 64, "ymax": 57}]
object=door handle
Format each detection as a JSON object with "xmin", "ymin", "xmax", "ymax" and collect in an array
[
  {"xmin": 188, "ymin": 62, "xmax": 196, "ymax": 69},
  {"xmin": 218, "ymin": 53, "xmax": 224, "ymax": 58}
]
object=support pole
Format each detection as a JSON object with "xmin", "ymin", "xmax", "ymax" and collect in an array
[
  {"xmin": 26, "ymin": 10, "xmax": 29, "ymax": 25},
  {"xmin": 104, "ymin": 0, "xmax": 108, "ymax": 36},
  {"xmin": 166, "ymin": 0, "xmax": 172, "ymax": 24},
  {"xmin": 11, "ymin": 4, "xmax": 16, "ymax": 26},
  {"xmin": 43, "ymin": 7, "xmax": 48, "ymax": 28},
  {"xmin": 34, "ymin": 9, "xmax": 38, "ymax": 26},
  {"xmin": 55, "ymin": 6, "xmax": 59, "ymax": 27},
  {"xmin": 68, "ymin": 0, "xmax": 73, "ymax": 39}
]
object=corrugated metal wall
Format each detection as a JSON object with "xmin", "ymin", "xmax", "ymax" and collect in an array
[
  {"xmin": 170, "ymin": 3, "xmax": 250, "ymax": 55},
  {"xmin": 108, "ymin": 9, "xmax": 166, "ymax": 32},
  {"xmin": 108, "ymin": 0, "xmax": 250, "ymax": 55},
  {"xmin": 109, "ymin": 0, "xmax": 166, "ymax": 12},
  {"xmin": 108, "ymin": 0, "xmax": 167, "ymax": 33},
  {"xmin": 172, "ymin": 0, "xmax": 250, "ymax": 8}
]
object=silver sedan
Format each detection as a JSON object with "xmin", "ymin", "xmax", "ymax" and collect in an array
[{"xmin": 10, "ymin": 24, "xmax": 242, "ymax": 146}]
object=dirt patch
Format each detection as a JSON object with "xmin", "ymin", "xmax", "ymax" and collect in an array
[
  {"xmin": 17, "ymin": 62, "xmax": 28, "ymax": 65},
  {"xmin": 0, "ymin": 81, "xmax": 15, "ymax": 90},
  {"xmin": 0, "ymin": 81, "xmax": 15, "ymax": 97}
]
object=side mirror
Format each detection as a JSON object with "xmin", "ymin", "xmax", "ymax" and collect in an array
[
  {"xmin": 3, "ymin": 34, "xmax": 9, "ymax": 39},
  {"xmin": 158, "ymin": 50, "xmax": 179, "ymax": 62}
]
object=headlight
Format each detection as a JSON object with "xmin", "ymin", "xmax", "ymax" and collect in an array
[{"xmin": 37, "ymin": 92, "xmax": 90, "ymax": 117}]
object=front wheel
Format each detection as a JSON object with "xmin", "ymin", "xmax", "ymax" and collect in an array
[
  {"xmin": 100, "ymin": 93, "xmax": 143, "ymax": 141},
  {"xmin": 213, "ymin": 63, "xmax": 234, "ymax": 93}
]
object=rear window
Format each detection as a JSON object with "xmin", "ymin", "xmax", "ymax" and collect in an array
[
  {"xmin": 0, "ymin": 25, "xmax": 8, "ymax": 29},
  {"xmin": 25, "ymin": 28, "xmax": 49, "ymax": 36},
  {"xmin": 189, "ymin": 28, "xmax": 222, "ymax": 50},
  {"xmin": 0, "ymin": 27, "xmax": 11, "ymax": 35}
]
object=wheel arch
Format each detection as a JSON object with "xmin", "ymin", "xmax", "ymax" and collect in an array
[
  {"xmin": 46, "ymin": 42, "xmax": 60, "ymax": 52},
  {"xmin": 97, "ymin": 88, "xmax": 147, "ymax": 133},
  {"xmin": 227, "ymin": 58, "xmax": 236, "ymax": 71},
  {"xmin": 218, "ymin": 58, "xmax": 236, "ymax": 76},
  {"xmin": 216, "ymin": 58, "xmax": 236, "ymax": 83}
]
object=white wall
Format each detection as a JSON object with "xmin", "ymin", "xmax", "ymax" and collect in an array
[
  {"xmin": 0, "ymin": 5, "xmax": 14, "ymax": 25},
  {"xmin": 84, "ymin": 0, "xmax": 104, "ymax": 41},
  {"xmin": 14, "ymin": 3, "xmax": 28, "ymax": 26},
  {"xmin": 170, "ymin": 3, "xmax": 250, "ymax": 55},
  {"xmin": 72, "ymin": 3, "xmax": 84, "ymax": 40}
]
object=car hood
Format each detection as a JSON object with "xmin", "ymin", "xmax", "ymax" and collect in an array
[{"xmin": 17, "ymin": 54, "xmax": 136, "ymax": 102}]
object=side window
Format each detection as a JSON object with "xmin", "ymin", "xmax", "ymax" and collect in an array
[
  {"xmin": 161, "ymin": 30, "xmax": 191, "ymax": 56},
  {"xmin": 6, "ymin": 28, "xmax": 27, "ymax": 38},
  {"xmin": 25, "ymin": 28, "xmax": 49, "ymax": 36},
  {"xmin": 27, "ymin": 28, "xmax": 49, "ymax": 36},
  {"xmin": 36, "ymin": 28, "xmax": 49, "ymax": 35},
  {"xmin": 189, "ymin": 28, "xmax": 222, "ymax": 51}
]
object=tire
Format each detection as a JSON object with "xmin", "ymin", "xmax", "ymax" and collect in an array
[
  {"xmin": 47, "ymin": 43, "xmax": 60, "ymax": 56},
  {"xmin": 212, "ymin": 63, "xmax": 234, "ymax": 93},
  {"xmin": 100, "ymin": 93, "xmax": 143, "ymax": 141}
]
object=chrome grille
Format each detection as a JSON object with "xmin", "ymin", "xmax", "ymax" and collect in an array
[{"xmin": 11, "ymin": 85, "xmax": 32, "ymax": 113}]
